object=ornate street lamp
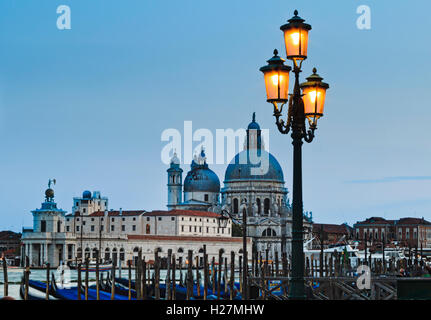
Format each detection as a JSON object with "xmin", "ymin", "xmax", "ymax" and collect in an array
[{"xmin": 260, "ymin": 10, "xmax": 330, "ymax": 300}]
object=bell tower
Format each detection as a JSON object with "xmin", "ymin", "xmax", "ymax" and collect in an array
[{"xmin": 167, "ymin": 152, "xmax": 183, "ymax": 209}]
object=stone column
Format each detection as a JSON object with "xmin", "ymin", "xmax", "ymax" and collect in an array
[
  {"xmin": 28, "ymin": 243, "xmax": 33, "ymax": 266},
  {"xmin": 44, "ymin": 243, "xmax": 48, "ymax": 265}
]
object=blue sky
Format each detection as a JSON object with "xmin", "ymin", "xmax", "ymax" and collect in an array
[{"xmin": 1, "ymin": 0, "xmax": 431, "ymax": 232}]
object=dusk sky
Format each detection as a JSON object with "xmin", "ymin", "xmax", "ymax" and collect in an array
[{"xmin": 1, "ymin": 0, "xmax": 431, "ymax": 232}]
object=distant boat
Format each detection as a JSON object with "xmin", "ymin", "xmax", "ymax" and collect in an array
[{"xmin": 69, "ymin": 262, "xmax": 112, "ymax": 272}]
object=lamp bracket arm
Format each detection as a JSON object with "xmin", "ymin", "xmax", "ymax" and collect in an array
[
  {"xmin": 303, "ymin": 123, "xmax": 316, "ymax": 143},
  {"xmin": 273, "ymin": 101, "xmax": 290, "ymax": 134}
]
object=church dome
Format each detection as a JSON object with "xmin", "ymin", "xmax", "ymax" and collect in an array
[
  {"xmin": 184, "ymin": 149, "xmax": 220, "ymax": 193},
  {"xmin": 184, "ymin": 166, "xmax": 220, "ymax": 193},
  {"xmin": 225, "ymin": 113, "xmax": 285, "ymax": 183},
  {"xmin": 82, "ymin": 190, "xmax": 92, "ymax": 199},
  {"xmin": 224, "ymin": 149, "xmax": 284, "ymax": 182}
]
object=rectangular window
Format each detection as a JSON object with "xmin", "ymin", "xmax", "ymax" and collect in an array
[
  {"xmin": 122, "ymin": 225, "xmax": 125, "ymax": 231},
  {"xmin": 111, "ymin": 225, "xmax": 115, "ymax": 231},
  {"xmin": 199, "ymin": 227, "xmax": 201, "ymax": 232},
  {"xmin": 206, "ymin": 227, "xmax": 209, "ymax": 233},
  {"xmin": 158, "ymin": 217, "xmax": 162, "ymax": 221},
  {"xmin": 91, "ymin": 225, "xmax": 95, "ymax": 232},
  {"xmin": 77, "ymin": 218, "xmax": 80, "ymax": 222},
  {"xmin": 83, "ymin": 208, "xmax": 86, "ymax": 213},
  {"xmin": 204, "ymin": 194, "xmax": 208, "ymax": 201},
  {"xmin": 194, "ymin": 226, "xmax": 197, "ymax": 232},
  {"xmin": 171, "ymin": 217, "xmax": 175, "ymax": 221},
  {"xmin": 83, "ymin": 221, "xmax": 86, "ymax": 226},
  {"xmin": 41, "ymin": 220, "xmax": 46, "ymax": 232},
  {"xmin": 189, "ymin": 226, "xmax": 191, "ymax": 232},
  {"xmin": 91, "ymin": 218, "xmax": 94, "ymax": 222},
  {"xmin": 66, "ymin": 226, "xmax": 70, "ymax": 232},
  {"xmin": 182, "ymin": 226, "xmax": 184, "ymax": 232},
  {"xmin": 132, "ymin": 225, "xmax": 136, "ymax": 231},
  {"xmin": 76, "ymin": 226, "xmax": 80, "ymax": 232},
  {"xmin": 101, "ymin": 226, "xmax": 104, "ymax": 231},
  {"xmin": 147, "ymin": 217, "xmax": 150, "ymax": 221},
  {"xmin": 122, "ymin": 218, "xmax": 125, "ymax": 221},
  {"xmin": 182, "ymin": 217, "xmax": 184, "ymax": 221},
  {"xmin": 112, "ymin": 218, "xmax": 115, "ymax": 222}
]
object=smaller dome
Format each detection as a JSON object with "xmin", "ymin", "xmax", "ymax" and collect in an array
[
  {"xmin": 82, "ymin": 190, "xmax": 92, "ymax": 199},
  {"xmin": 170, "ymin": 152, "xmax": 180, "ymax": 165},
  {"xmin": 45, "ymin": 188, "xmax": 54, "ymax": 199}
]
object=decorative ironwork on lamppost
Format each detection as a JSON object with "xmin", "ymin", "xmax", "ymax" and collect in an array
[
  {"xmin": 260, "ymin": 10, "xmax": 330, "ymax": 300},
  {"xmin": 217, "ymin": 208, "xmax": 249, "ymax": 299}
]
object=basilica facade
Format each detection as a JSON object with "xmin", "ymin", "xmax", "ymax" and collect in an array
[{"xmin": 166, "ymin": 114, "xmax": 313, "ymax": 260}]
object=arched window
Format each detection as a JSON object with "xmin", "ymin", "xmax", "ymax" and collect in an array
[
  {"xmin": 198, "ymin": 248, "xmax": 204, "ymax": 253},
  {"xmin": 233, "ymin": 198, "xmax": 239, "ymax": 214},
  {"xmin": 256, "ymin": 198, "xmax": 261, "ymax": 214},
  {"xmin": 104, "ymin": 248, "xmax": 110, "ymax": 261},
  {"xmin": 178, "ymin": 247, "xmax": 184, "ymax": 253},
  {"xmin": 57, "ymin": 221, "xmax": 61, "ymax": 232},
  {"xmin": 84, "ymin": 248, "xmax": 90, "ymax": 259},
  {"xmin": 120, "ymin": 248, "xmax": 125, "ymax": 261},
  {"xmin": 92, "ymin": 248, "xmax": 98, "ymax": 259},
  {"xmin": 262, "ymin": 228, "xmax": 277, "ymax": 237},
  {"xmin": 112, "ymin": 248, "xmax": 118, "ymax": 264},
  {"xmin": 77, "ymin": 248, "xmax": 82, "ymax": 259},
  {"xmin": 264, "ymin": 198, "xmax": 270, "ymax": 214},
  {"xmin": 146, "ymin": 224, "xmax": 150, "ymax": 234}
]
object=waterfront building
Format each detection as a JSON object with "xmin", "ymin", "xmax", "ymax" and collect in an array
[
  {"xmin": 21, "ymin": 114, "xmax": 314, "ymax": 267},
  {"xmin": 353, "ymin": 216, "xmax": 431, "ymax": 250}
]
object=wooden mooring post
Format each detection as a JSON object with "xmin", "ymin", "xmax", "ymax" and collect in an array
[
  {"xmin": 111, "ymin": 260, "xmax": 116, "ymax": 300},
  {"xmin": 230, "ymin": 251, "xmax": 235, "ymax": 300},
  {"xmin": 136, "ymin": 249, "xmax": 142, "ymax": 300},
  {"xmin": 128, "ymin": 260, "xmax": 132, "ymax": 300},
  {"xmin": 203, "ymin": 245, "xmax": 208, "ymax": 300},
  {"xmin": 239, "ymin": 255, "xmax": 242, "ymax": 294},
  {"xmin": 24, "ymin": 256, "xmax": 30, "ymax": 301},
  {"xmin": 85, "ymin": 257, "xmax": 89, "ymax": 300},
  {"xmin": 95, "ymin": 251, "xmax": 100, "ymax": 301},
  {"xmin": 195, "ymin": 255, "xmax": 200, "ymax": 297},
  {"xmin": 45, "ymin": 263, "xmax": 50, "ymax": 300},
  {"xmin": 217, "ymin": 249, "xmax": 223, "ymax": 300},
  {"xmin": 77, "ymin": 263, "xmax": 82, "ymax": 300},
  {"xmin": 166, "ymin": 249, "xmax": 172, "ymax": 300},
  {"xmin": 186, "ymin": 250, "xmax": 193, "ymax": 300},
  {"xmin": 2, "ymin": 257, "xmax": 8, "ymax": 297},
  {"xmin": 211, "ymin": 256, "xmax": 216, "ymax": 294},
  {"xmin": 140, "ymin": 257, "xmax": 150, "ymax": 300},
  {"xmin": 155, "ymin": 250, "xmax": 161, "ymax": 300},
  {"xmin": 172, "ymin": 253, "xmax": 176, "ymax": 300}
]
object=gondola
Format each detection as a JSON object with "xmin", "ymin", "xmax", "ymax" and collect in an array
[{"xmin": 19, "ymin": 277, "xmax": 46, "ymax": 301}]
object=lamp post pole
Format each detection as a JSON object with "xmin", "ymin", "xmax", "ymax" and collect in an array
[{"xmin": 260, "ymin": 10, "xmax": 330, "ymax": 300}]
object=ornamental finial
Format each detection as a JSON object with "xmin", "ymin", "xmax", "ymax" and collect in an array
[
  {"xmin": 312, "ymin": 67, "xmax": 317, "ymax": 74},
  {"xmin": 294, "ymin": 9, "xmax": 298, "ymax": 16},
  {"xmin": 273, "ymin": 49, "xmax": 278, "ymax": 56},
  {"xmin": 252, "ymin": 112, "xmax": 256, "ymax": 122}
]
